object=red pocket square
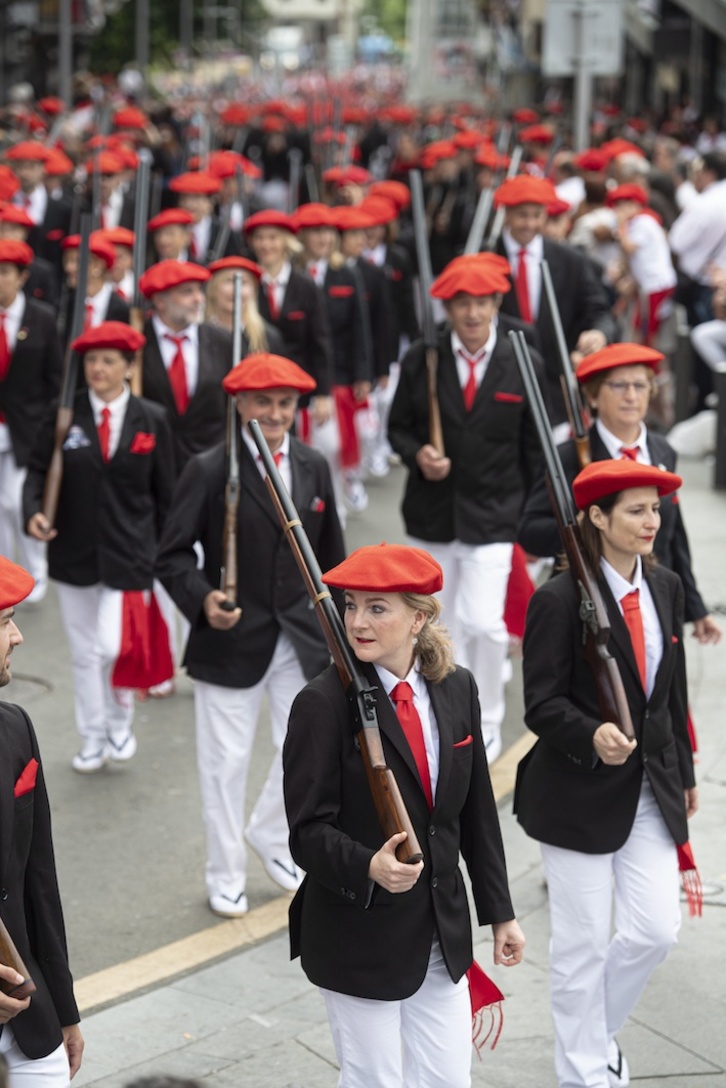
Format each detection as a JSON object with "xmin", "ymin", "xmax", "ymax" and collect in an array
[
  {"xmin": 286, "ymin": 310, "xmax": 305, "ymax": 320},
  {"xmin": 14, "ymin": 758, "xmax": 39, "ymax": 798},
  {"xmin": 453, "ymin": 734, "xmax": 473, "ymax": 748},
  {"xmin": 672, "ymin": 635, "xmax": 679, "ymax": 644},
  {"xmin": 390, "ymin": 268, "xmax": 403, "ymax": 282},
  {"xmin": 46, "ymin": 228, "xmax": 64, "ymax": 242},
  {"xmin": 310, "ymin": 496, "xmax": 326, "ymax": 512},
  {"xmin": 328, "ymin": 285, "xmax": 354, "ymax": 298},
  {"xmin": 494, "ymin": 392, "xmax": 523, "ymax": 403},
  {"xmin": 130, "ymin": 432, "xmax": 156, "ymax": 454}
]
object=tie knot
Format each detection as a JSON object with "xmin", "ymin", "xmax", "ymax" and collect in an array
[
  {"xmin": 165, "ymin": 333, "xmax": 187, "ymax": 348},
  {"xmin": 622, "ymin": 589, "xmax": 639, "ymax": 612},
  {"xmin": 390, "ymin": 681, "xmax": 413, "ymax": 704},
  {"xmin": 620, "ymin": 446, "xmax": 639, "ymax": 461},
  {"xmin": 101, "ymin": 406, "xmax": 111, "ymax": 420},
  {"xmin": 519, "ymin": 248, "xmax": 528, "ymax": 258}
]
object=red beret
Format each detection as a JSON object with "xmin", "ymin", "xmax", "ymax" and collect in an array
[
  {"xmin": 0, "ymin": 555, "xmax": 35, "ymax": 610},
  {"xmin": 169, "ymin": 171, "xmax": 222, "ymax": 195},
  {"xmin": 358, "ymin": 196, "xmax": 398, "ymax": 226},
  {"xmin": 97, "ymin": 226, "xmax": 135, "ymax": 249},
  {"xmin": 547, "ymin": 198, "xmax": 572, "ymax": 218},
  {"xmin": 208, "ymin": 255, "xmax": 262, "ymax": 280},
  {"xmin": 207, "ymin": 150, "xmax": 261, "ymax": 180},
  {"xmin": 606, "ymin": 184, "xmax": 649, "ymax": 208},
  {"xmin": 0, "ymin": 240, "xmax": 33, "ymax": 267},
  {"xmin": 5, "ymin": 141, "xmax": 51, "ymax": 163},
  {"xmin": 0, "ymin": 205, "xmax": 34, "ymax": 228},
  {"xmin": 0, "ymin": 168, "xmax": 20, "ymax": 202},
  {"xmin": 321, "ymin": 167, "xmax": 343, "ymax": 186},
  {"xmin": 330, "ymin": 205, "xmax": 376, "ymax": 231},
  {"xmin": 262, "ymin": 116, "xmax": 286, "ymax": 133},
  {"xmin": 85, "ymin": 151, "xmax": 124, "ymax": 175},
  {"xmin": 573, "ymin": 460, "xmax": 682, "ymax": 510},
  {"xmin": 600, "ymin": 138, "xmax": 646, "ymax": 161},
  {"xmin": 113, "ymin": 107, "xmax": 148, "ymax": 130},
  {"xmin": 420, "ymin": 141, "xmax": 458, "ymax": 169},
  {"xmin": 576, "ymin": 344, "xmax": 664, "ymax": 383},
  {"xmin": 314, "ymin": 127, "xmax": 346, "ymax": 146},
  {"xmin": 222, "ymin": 352, "xmax": 316, "ymax": 395},
  {"xmin": 322, "ymin": 542, "xmax": 443, "ymax": 595},
  {"xmin": 519, "ymin": 124, "xmax": 555, "ymax": 145},
  {"xmin": 368, "ymin": 180, "xmax": 411, "ymax": 211},
  {"xmin": 474, "ymin": 145, "xmax": 509, "ymax": 171},
  {"xmin": 573, "ymin": 148, "xmax": 609, "ymax": 173},
  {"xmin": 336, "ymin": 166, "xmax": 373, "ymax": 187},
  {"xmin": 513, "ymin": 108, "xmax": 539, "ymax": 124},
  {"xmin": 453, "ymin": 130, "xmax": 482, "ymax": 150},
  {"xmin": 61, "ymin": 232, "xmax": 116, "ymax": 269},
  {"xmin": 138, "ymin": 260, "xmax": 211, "ymax": 297},
  {"xmin": 243, "ymin": 210, "xmax": 296, "ymax": 236},
  {"xmin": 431, "ymin": 255, "xmax": 511, "ymax": 300},
  {"xmin": 220, "ymin": 104, "xmax": 250, "ymax": 126},
  {"xmin": 147, "ymin": 208, "xmax": 195, "ymax": 233},
  {"xmin": 44, "ymin": 148, "xmax": 74, "ymax": 177},
  {"xmin": 494, "ymin": 175, "xmax": 558, "ymax": 208},
  {"xmin": 38, "ymin": 96, "xmax": 65, "ymax": 116},
  {"xmin": 72, "ymin": 320, "xmax": 146, "ymax": 355},
  {"xmin": 292, "ymin": 203, "xmax": 336, "ymax": 230}
]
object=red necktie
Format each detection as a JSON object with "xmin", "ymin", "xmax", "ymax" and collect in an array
[
  {"xmin": 115, "ymin": 287, "xmax": 127, "ymax": 302},
  {"xmin": 390, "ymin": 681, "xmax": 433, "ymax": 809},
  {"xmin": 621, "ymin": 590, "xmax": 647, "ymax": 690},
  {"xmin": 258, "ymin": 451, "xmax": 284, "ymax": 470},
  {"xmin": 458, "ymin": 348, "xmax": 481, "ymax": 411},
  {"xmin": 265, "ymin": 281, "xmax": 280, "ymax": 321},
  {"xmin": 97, "ymin": 406, "xmax": 111, "ymax": 462},
  {"xmin": 620, "ymin": 446, "xmax": 639, "ymax": 461},
  {"xmin": 189, "ymin": 235, "xmax": 198, "ymax": 259},
  {"xmin": 515, "ymin": 248, "xmax": 532, "ymax": 323},
  {"xmin": 308, "ymin": 264, "xmax": 318, "ymax": 280},
  {"xmin": 83, "ymin": 301, "xmax": 95, "ymax": 331},
  {"xmin": 164, "ymin": 333, "xmax": 190, "ymax": 414}
]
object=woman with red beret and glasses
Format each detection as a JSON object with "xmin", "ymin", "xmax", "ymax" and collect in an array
[
  {"xmin": 516, "ymin": 460, "xmax": 700, "ymax": 1088},
  {"xmin": 284, "ymin": 542, "xmax": 525, "ymax": 1087},
  {"xmin": 23, "ymin": 321, "xmax": 176, "ymax": 773}
]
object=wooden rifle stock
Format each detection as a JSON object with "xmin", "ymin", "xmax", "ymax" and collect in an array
[
  {"xmin": 540, "ymin": 259, "xmax": 591, "ymax": 467},
  {"xmin": 509, "ymin": 331, "xmax": 634, "ymax": 739},
  {"xmin": 220, "ymin": 274, "xmax": 243, "ymax": 609},
  {"xmin": 410, "ymin": 170, "xmax": 445, "ymax": 456},
  {"xmin": 0, "ymin": 916, "xmax": 36, "ymax": 1000},
  {"xmin": 248, "ymin": 419, "xmax": 423, "ymax": 864}
]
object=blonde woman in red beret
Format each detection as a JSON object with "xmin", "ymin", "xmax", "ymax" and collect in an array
[
  {"xmin": 519, "ymin": 343, "xmax": 721, "ymax": 645},
  {"xmin": 284, "ymin": 542, "xmax": 525, "ymax": 1087},
  {"xmin": 204, "ymin": 256, "xmax": 284, "ymax": 355},
  {"xmin": 516, "ymin": 460, "xmax": 699, "ymax": 1088},
  {"xmin": 23, "ymin": 321, "xmax": 176, "ymax": 772}
]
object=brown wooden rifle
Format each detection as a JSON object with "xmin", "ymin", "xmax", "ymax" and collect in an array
[
  {"xmin": 409, "ymin": 169, "xmax": 445, "ymax": 456},
  {"xmin": 0, "ymin": 917, "xmax": 36, "ymax": 1000}
]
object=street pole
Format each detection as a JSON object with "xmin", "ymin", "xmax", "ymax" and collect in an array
[
  {"xmin": 572, "ymin": 1, "xmax": 592, "ymax": 151},
  {"xmin": 58, "ymin": 0, "xmax": 73, "ymax": 108},
  {"xmin": 136, "ymin": 0, "xmax": 149, "ymax": 79},
  {"xmin": 180, "ymin": 0, "xmax": 193, "ymax": 69}
]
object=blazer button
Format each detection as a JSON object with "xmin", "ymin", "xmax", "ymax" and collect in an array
[
  {"xmin": 431, "ymin": 877, "xmax": 439, "ymax": 889},
  {"xmin": 642, "ymin": 753, "xmax": 649, "ymax": 763},
  {"xmin": 0, "ymin": 889, "xmax": 7, "ymax": 901},
  {"xmin": 644, "ymin": 710, "xmax": 650, "ymax": 720},
  {"xmin": 429, "ymin": 826, "xmax": 436, "ymax": 836},
  {"xmin": 348, "ymin": 891, "xmax": 356, "ymax": 901}
]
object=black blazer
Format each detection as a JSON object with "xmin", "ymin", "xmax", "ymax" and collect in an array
[
  {"xmin": 382, "ymin": 242, "xmax": 419, "ymax": 346},
  {"xmin": 0, "ymin": 297, "xmax": 62, "ymax": 468},
  {"xmin": 517, "ymin": 426, "xmax": 708, "ymax": 622},
  {"xmin": 497, "ymin": 237, "xmax": 617, "ymax": 424},
  {"xmin": 322, "ymin": 265, "xmax": 370, "ymax": 386},
  {"xmin": 257, "ymin": 270, "xmax": 334, "ymax": 399},
  {"xmin": 515, "ymin": 565, "xmax": 694, "ymax": 854},
  {"xmin": 23, "ymin": 391, "xmax": 175, "ymax": 589},
  {"xmin": 356, "ymin": 257, "xmax": 396, "ymax": 377},
  {"xmin": 29, "ymin": 195, "xmax": 73, "ymax": 275},
  {"xmin": 23, "ymin": 257, "xmax": 59, "ymax": 310},
  {"xmin": 0, "ymin": 703, "xmax": 79, "ymax": 1058},
  {"xmin": 284, "ymin": 663, "xmax": 515, "ymax": 999},
  {"xmin": 62, "ymin": 289, "xmax": 131, "ymax": 352},
  {"xmin": 388, "ymin": 330, "xmax": 545, "ymax": 544},
  {"xmin": 155, "ymin": 436, "xmax": 345, "ymax": 688},
  {"xmin": 141, "ymin": 320, "xmax": 234, "ymax": 474}
]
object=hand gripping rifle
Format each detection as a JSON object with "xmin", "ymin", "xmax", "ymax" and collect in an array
[
  {"xmin": 220, "ymin": 273, "xmax": 243, "ymax": 612},
  {"xmin": 540, "ymin": 259, "xmax": 591, "ymax": 469},
  {"xmin": 42, "ymin": 214, "xmax": 93, "ymax": 528},
  {"xmin": 508, "ymin": 330, "xmax": 634, "ymax": 739},
  {"xmin": 0, "ymin": 917, "xmax": 36, "ymax": 1000},
  {"xmin": 129, "ymin": 154, "xmax": 151, "ymax": 397},
  {"xmin": 409, "ymin": 170, "xmax": 445, "ymax": 456},
  {"xmin": 248, "ymin": 419, "xmax": 424, "ymax": 864}
]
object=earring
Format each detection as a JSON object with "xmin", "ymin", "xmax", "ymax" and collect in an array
[{"xmin": 412, "ymin": 635, "xmax": 418, "ymax": 646}]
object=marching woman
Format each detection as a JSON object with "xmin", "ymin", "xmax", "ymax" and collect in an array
[
  {"xmin": 23, "ymin": 322, "xmax": 176, "ymax": 773},
  {"xmin": 284, "ymin": 542, "xmax": 525, "ymax": 1087},
  {"xmin": 204, "ymin": 254, "xmax": 284, "ymax": 355},
  {"xmin": 516, "ymin": 459, "xmax": 701, "ymax": 1088}
]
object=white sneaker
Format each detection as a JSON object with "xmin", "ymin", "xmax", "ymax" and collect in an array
[
  {"xmin": 209, "ymin": 891, "xmax": 249, "ymax": 918},
  {"xmin": 607, "ymin": 1039, "xmax": 630, "ymax": 1087},
  {"xmin": 107, "ymin": 732, "xmax": 137, "ymax": 762},
  {"xmin": 343, "ymin": 478, "xmax": 369, "ymax": 513},
  {"xmin": 246, "ymin": 829, "xmax": 304, "ymax": 892},
  {"xmin": 72, "ymin": 742, "xmax": 109, "ymax": 774},
  {"xmin": 26, "ymin": 578, "xmax": 48, "ymax": 605},
  {"xmin": 482, "ymin": 729, "xmax": 502, "ymax": 764}
]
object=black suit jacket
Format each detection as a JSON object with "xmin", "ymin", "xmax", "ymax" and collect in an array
[
  {"xmin": 388, "ymin": 330, "xmax": 545, "ymax": 544},
  {"xmin": 284, "ymin": 663, "xmax": 514, "ymax": 999},
  {"xmin": 383, "ymin": 242, "xmax": 419, "ymax": 346},
  {"xmin": 322, "ymin": 265, "xmax": 370, "ymax": 386},
  {"xmin": 156, "ymin": 436, "xmax": 345, "ymax": 687},
  {"xmin": 0, "ymin": 703, "xmax": 79, "ymax": 1058},
  {"xmin": 515, "ymin": 565, "xmax": 693, "ymax": 853},
  {"xmin": 257, "ymin": 270, "xmax": 334, "ymax": 399},
  {"xmin": 0, "ymin": 297, "xmax": 62, "ymax": 467},
  {"xmin": 141, "ymin": 320, "xmax": 233, "ymax": 473},
  {"xmin": 497, "ymin": 237, "xmax": 617, "ymax": 424},
  {"xmin": 357, "ymin": 257, "xmax": 396, "ymax": 376},
  {"xmin": 517, "ymin": 426, "xmax": 708, "ymax": 621},
  {"xmin": 23, "ymin": 257, "xmax": 59, "ymax": 310},
  {"xmin": 23, "ymin": 391, "xmax": 175, "ymax": 588},
  {"xmin": 62, "ymin": 289, "xmax": 131, "ymax": 352},
  {"xmin": 29, "ymin": 195, "xmax": 73, "ymax": 275}
]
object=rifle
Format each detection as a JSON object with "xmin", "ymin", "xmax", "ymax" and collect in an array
[
  {"xmin": 248, "ymin": 419, "xmax": 424, "ymax": 864},
  {"xmin": 129, "ymin": 155, "xmax": 151, "ymax": 397},
  {"xmin": 91, "ymin": 144, "xmax": 102, "ymax": 231},
  {"xmin": 42, "ymin": 214, "xmax": 93, "ymax": 528},
  {"xmin": 485, "ymin": 145, "xmax": 523, "ymax": 250},
  {"xmin": 220, "ymin": 273, "xmax": 242, "ymax": 611},
  {"xmin": 0, "ymin": 916, "xmax": 36, "ymax": 1000},
  {"xmin": 540, "ymin": 259, "xmax": 591, "ymax": 469},
  {"xmin": 508, "ymin": 330, "xmax": 634, "ymax": 739},
  {"xmin": 208, "ymin": 202, "xmax": 232, "ymax": 265},
  {"xmin": 287, "ymin": 147, "xmax": 303, "ymax": 214},
  {"xmin": 409, "ymin": 170, "xmax": 445, "ymax": 456},
  {"xmin": 304, "ymin": 161, "xmax": 320, "ymax": 204},
  {"xmin": 463, "ymin": 185, "xmax": 495, "ymax": 256}
]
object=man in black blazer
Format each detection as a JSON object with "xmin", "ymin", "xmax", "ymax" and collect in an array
[
  {"xmin": 0, "ymin": 556, "xmax": 83, "ymax": 1081},
  {"xmin": 6, "ymin": 141, "xmax": 73, "ymax": 279},
  {"xmin": 388, "ymin": 254, "xmax": 545, "ymax": 762},
  {"xmin": 156, "ymin": 353, "xmax": 345, "ymax": 918},
  {"xmin": 60, "ymin": 231, "xmax": 130, "ymax": 351},
  {"xmin": 494, "ymin": 174, "xmax": 617, "ymax": 426}
]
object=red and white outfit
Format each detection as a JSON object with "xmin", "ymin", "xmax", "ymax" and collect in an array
[{"xmin": 622, "ymin": 212, "xmax": 677, "ymax": 346}]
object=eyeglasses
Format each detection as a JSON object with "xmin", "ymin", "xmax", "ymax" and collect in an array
[{"xmin": 602, "ymin": 380, "xmax": 651, "ymax": 395}]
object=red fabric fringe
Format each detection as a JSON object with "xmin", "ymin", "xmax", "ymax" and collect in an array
[
  {"xmin": 111, "ymin": 591, "xmax": 174, "ymax": 690},
  {"xmin": 332, "ymin": 385, "xmax": 365, "ymax": 469},
  {"xmin": 677, "ymin": 841, "xmax": 703, "ymax": 918},
  {"xmin": 504, "ymin": 543, "xmax": 535, "ymax": 640},
  {"xmin": 467, "ymin": 960, "xmax": 505, "ymax": 1056},
  {"xmin": 686, "ymin": 708, "xmax": 698, "ymax": 754}
]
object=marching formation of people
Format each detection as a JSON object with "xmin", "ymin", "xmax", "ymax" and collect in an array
[{"xmin": 0, "ymin": 70, "xmax": 724, "ymax": 1086}]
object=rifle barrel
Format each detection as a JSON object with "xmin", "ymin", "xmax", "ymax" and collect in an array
[{"xmin": 540, "ymin": 259, "xmax": 589, "ymax": 446}]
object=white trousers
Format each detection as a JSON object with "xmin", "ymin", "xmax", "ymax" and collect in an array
[
  {"xmin": 540, "ymin": 780, "xmax": 681, "ymax": 1088},
  {"xmin": 0, "ymin": 450, "xmax": 47, "ymax": 585},
  {"xmin": 0, "ymin": 1026, "xmax": 70, "ymax": 1087},
  {"xmin": 54, "ymin": 582, "xmax": 134, "ymax": 745},
  {"xmin": 193, "ymin": 632, "xmax": 306, "ymax": 900},
  {"xmin": 408, "ymin": 538, "xmax": 513, "ymax": 734},
  {"xmin": 321, "ymin": 939, "xmax": 472, "ymax": 1088},
  {"xmin": 690, "ymin": 319, "xmax": 726, "ymax": 372}
]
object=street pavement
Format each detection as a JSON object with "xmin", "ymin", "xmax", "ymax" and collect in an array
[{"xmin": 10, "ymin": 456, "xmax": 726, "ymax": 1087}]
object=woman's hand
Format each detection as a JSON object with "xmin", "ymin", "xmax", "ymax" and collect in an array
[
  {"xmin": 26, "ymin": 512, "xmax": 57, "ymax": 542},
  {"xmin": 0, "ymin": 966, "xmax": 31, "ymax": 1023},
  {"xmin": 63, "ymin": 1024, "xmax": 84, "ymax": 1078},
  {"xmin": 593, "ymin": 722, "xmax": 637, "ymax": 765},
  {"xmin": 492, "ymin": 919, "xmax": 526, "ymax": 966},
  {"xmin": 368, "ymin": 832, "xmax": 424, "ymax": 894},
  {"xmin": 692, "ymin": 615, "xmax": 722, "ymax": 644},
  {"xmin": 685, "ymin": 787, "xmax": 699, "ymax": 819}
]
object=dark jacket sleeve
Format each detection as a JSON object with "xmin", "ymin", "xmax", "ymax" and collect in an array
[{"xmin": 155, "ymin": 453, "xmax": 216, "ymax": 624}]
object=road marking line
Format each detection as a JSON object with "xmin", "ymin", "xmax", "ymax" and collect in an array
[{"xmin": 75, "ymin": 732, "xmax": 537, "ymax": 1014}]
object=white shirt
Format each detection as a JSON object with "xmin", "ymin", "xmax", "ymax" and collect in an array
[
  {"xmin": 363, "ymin": 243, "xmax": 387, "ymax": 268},
  {"xmin": 13, "ymin": 184, "xmax": 47, "ymax": 227},
  {"xmin": 451, "ymin": 326, "xmax": 497, "ymax": 393},
  {"xmin": 190, "ymin": 216, "xmax": 212, "ymax": 262},
  {"xmin": 306, "ymin": 258, "xmax": 328, "ymax": 287},
  {"xmin": 84, "ymin": 282, "xmax": 113, "ymax": 328},
  {"xmin": 502, "ymin": 229, "xmax": 544, "ymax": 319},
  {"xmin": 152, "ymin": 314, "xmax": 200, "ymax": 398},
  {"xmin": 669, "ymin": 179, "xmax": 726, "ymax": 282},
  {"xmin": 600, "ymin": 556, "xmax": 662, "ymax": 699},
  {"xmin": 116, "ymin": 271, "xmax": 135, "ymax": 302},
  {"xmin": 241, "ymin": 427, "xmax": 292, "ymax": 493},
  {"xmin": 0, "ymin": 293, "xmax": 27, "ymax": 452},
  {"xmin": 595, "ymin": 419, "xmax": 651, "ymax": 464},
  {"xmin": 624, "ymin": 212, "xmax": 677, "ymax": 294},
  {"xmin": 377, "ymin": 663, "xmax": 440, "ymax": 802},
  {"xmin": 261, "ymin": 261, "xmax": 292, "ymax": 314},
  {"xmin": 88, "ymin": 385, "xmax": 130, "ymax": 461},
  {"xmin": 100, "ymin": 188, "xmax": 124, "ymax": 230}
]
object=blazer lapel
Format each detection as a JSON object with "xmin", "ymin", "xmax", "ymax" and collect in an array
[
  {"xmin": 0, "ymin": 712, "xmax": 15, "ymax": 883},
  {"xmin": 437, "ymin": 338, "xmax": 468, "ymax": 421},
  {"xmin": 240, "ymin": 442, "xmax": 280, "ymax": 528},
  {"xmin": 363, "ymin": 665, "xmax": 424, "ymax": 799},
  {"xmin": 144, "ymin": 325, "xmax": 179, "ymax": 418},
  {"xmin": 75, "ymin": 395, "xmax": 105, "ymax": 463},
  {"xmin": 644, "ymin": 568, "xmax": 674, "ymax": 698},
  {"xmin": 112, "ymin": 395, "xmax": 142, "ymax": 461},
  {"xmin": 427, "ymin": 678, "xmax": 454, "ymax": 811}
]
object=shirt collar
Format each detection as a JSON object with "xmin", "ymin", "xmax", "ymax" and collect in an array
[
  {"xmin": 241, "ymin": 426, "xmax": 290, "ymax": 463},
  {"xmin": 262, "ymin": 261, "xmax": 292, "ymax": 288},
  {"xmin": 595, "ymin": 418, "xmax": 648, "ymax": 459},
  {"xmin": 451, "ymin": 324, "xmax": 497, "ymax": 362},
  {"xmin": 502, "ymin": 228, "xmax": 544, "ymax": 262},
  {"xmin": 600, "ymin": 554, "xmax": 643, "ymax": 601},
  {"xmin": 88, "ymin": 384, "xmax": 131, "ymax": 417},
  {"xmin": 0, "ymin": 293, "xmax": 25, "ymax": 320},
  {"xmin": 152, "ymin": 313, "xmax": 199, "ymax": 347},
  {"xmin": 376, "ymin": 661, "xmax": 425, "ymax": 700}
]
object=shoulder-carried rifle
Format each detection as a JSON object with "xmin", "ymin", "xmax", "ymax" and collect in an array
[
  {"xmin": 0, "ymin": 917, "xmax": 36, "ymax": 1000},
  {"xmin": 248, "ymin": 419, "xmax": 424, "ymax": 863},
  {"xmin": 287, "ymin": 147, "xmax": 303, "ymax": 214},
  {"xmin": 508, "ymin": 330, "xmax": 634, "ymax": 739},
  {"xmin": 540, "ymin": 259, "xmax": 591, "ymax": 468},
  {"xmin": 42, "ymin": 214, "xmax": 93, "ymax": 528},
  {"xmin": 409, "ymin": 169, "xmax": 445, "ymax": 456},
  {"xmin": 220, "ymin": 273, "xmax": 243, "ymax": 611},
  {"xmin": 129, "ymin": 154, "xmax": 151, "ymax": 397},
  {"xmin": 485, "ymin": 145, "xmax": 523, "ymax": 250}
]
